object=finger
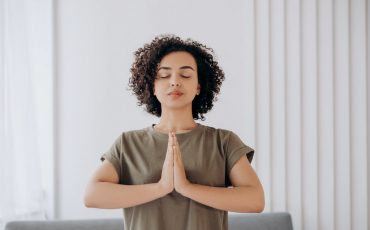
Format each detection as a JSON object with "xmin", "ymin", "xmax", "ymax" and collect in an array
[
  {"xmin": 174, "ymin": 145, "xmax": 180, "ymax": 164},
  {"xmin": 173, "ymin": 146, "xmax": 178, "ymax": 162},
  {"xmin": 167, "ymin": 132, "xmax": 174, "ymax": 148},
  {"xmin": 172, "ymin": 132, "xmax": 177, "ymax": 142},
  {"xmin": 171, "ymin": 133, "xmax": 177, "ymax": 149},
  {"xmin": 173, "ymin": 133, "xmax": 181, "ymax": 151},
  {"xmin": 166, "ymin": 133, "xmax": 174, "ymax": 156},
  {"xmin": 173, "ymin": 145, "xmax": 183, "ymax": 168},
  {"xmin": 172, "ymin": 134, "xmax": 182, "ymax": 159},
  {"xmin": 164, "ymin": 133, "xmax": 174, "ymax": 164},
  {"xmin": 168, "ymin": 143, "xmax": 174, "ymax": 158}
]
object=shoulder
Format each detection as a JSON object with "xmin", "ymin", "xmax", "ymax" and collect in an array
[
  {"xmin": 107, "ymin": 127, "xmax": 151, "ymax": 147},
  {"xmin": 201, "ymin": 124, "xmax": 251, "ymax": 149},
  {"xmin": 201, "ymin": 124, "xmax": 236, "ymax": 139},
  {"xmin": 121, "ymin": 127, "xmax": 149, "ymax": 136},
  {"xmin": 118, "ymin": 127, "xmax": 152, "ymax": 141}
]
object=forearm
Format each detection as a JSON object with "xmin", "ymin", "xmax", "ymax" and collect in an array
[
  {"xmin": 84, "ymin": 181, "xmax": 166, "ymax": 209},
  {"xmin": 180, "ymin": 184, "xmax": 264, "ymax": 213}
]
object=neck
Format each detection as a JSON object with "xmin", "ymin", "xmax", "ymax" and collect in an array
[{"xmin": 155, "ymin": 107, "xmax": 197, "ymax": 133}]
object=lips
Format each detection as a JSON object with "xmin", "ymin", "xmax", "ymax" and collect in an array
[{"xmin": 168, "ymin": 91, "xmax": 183, "ymax": 96}]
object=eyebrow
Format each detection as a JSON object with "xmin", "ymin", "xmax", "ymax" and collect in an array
[{"xmin": 158, "ymin": 66, "xmax": 195, "ymax": 71}]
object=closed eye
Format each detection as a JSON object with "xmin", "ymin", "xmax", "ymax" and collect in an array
[
  {"xmin": 181, "ymin": 75, "xmax": 191, "ymax": 78},
  {"xmin": 158, "ymin": 75, "xmax": 170, "ymax": 78}
]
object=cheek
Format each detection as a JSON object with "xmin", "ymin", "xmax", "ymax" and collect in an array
[
  {"xmin": 192, "ymin": 81, "xmax": 200, "ymax": 92},
  {"xmin": 153, "ymin": 81, "xmax": 159, "ymax": 93},
  {"xmin": 153, "ymin": 82, "xmax": 165, "ymax": 96}
]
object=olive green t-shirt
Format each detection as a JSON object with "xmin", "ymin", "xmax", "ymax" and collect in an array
[{"xmin": 101, "ymin": 123, "xmax": 254, "ymax": 230}]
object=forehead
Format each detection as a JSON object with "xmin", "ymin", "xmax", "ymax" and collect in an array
[{"xmin": 158, "ymin": 51, "xmax": 197, "ymax": 69}]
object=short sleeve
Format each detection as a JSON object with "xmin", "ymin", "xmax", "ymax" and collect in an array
[
  {"xmin": 225, "ymin": 131, "xmax": 254, "ymax": 187},
  {"xmin": 100, "ymin": 134, "xmax": 123, "ymax": 181}
]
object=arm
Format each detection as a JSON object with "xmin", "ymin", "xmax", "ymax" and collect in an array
[
  {"xmin": 84, "ymin": 137, "xmax": 175, "ymax": 209},
  {"xmin": 178, "ymin": 156, "xmax": 265, "ymax": 213},
  {"xmin": 171, "ymin": 131, "xmax": 264, "ymax": 213}
]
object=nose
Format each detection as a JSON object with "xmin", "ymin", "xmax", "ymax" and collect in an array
[
  {"xmin": 169, "ymin": 76, "xmax": 181, "ymax": 87},
  {"xmin": 170, "ymin": 82, "xmax": 181, "ymax": 87}
]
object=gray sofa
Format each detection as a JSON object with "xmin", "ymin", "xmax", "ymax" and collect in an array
[{"xmin": 5, "ymin": 212, "xmax": 293, "ymax": 230}]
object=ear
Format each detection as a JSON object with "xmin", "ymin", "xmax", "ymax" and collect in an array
[{"xmin": 196, "ymin": 84, "xmax": 201, "ymax": 95}]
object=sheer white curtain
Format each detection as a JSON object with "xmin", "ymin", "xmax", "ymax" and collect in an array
[{"xmin": 0, "ymin": 0, "xmax": 54, "ymax": 228}]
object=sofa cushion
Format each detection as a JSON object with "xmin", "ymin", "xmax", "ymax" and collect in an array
[{"xmin": 5, "ymin": 212, "xmax": 293, "ymax": 230}]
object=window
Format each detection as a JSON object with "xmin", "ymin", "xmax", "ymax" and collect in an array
[{"xmin": 0, "ymin": 0, "xmax": 54, "ymax": 227}]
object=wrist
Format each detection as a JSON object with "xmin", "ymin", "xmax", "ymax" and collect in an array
[
  {"xmin": 157, "ymin": 181, "xmax": 172, "ymax": 197},
  {"xmin": 177, "ymin": 180, "xmax": 192, "ymax": 196},
  {"xmin": 156, "ymin": 182, "xmax": 166, "ymax": 197}
]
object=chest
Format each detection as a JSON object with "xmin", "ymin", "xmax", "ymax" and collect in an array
[{"xmin": 121, "ymin": 138, "xmax": 226, "ymax": 187}]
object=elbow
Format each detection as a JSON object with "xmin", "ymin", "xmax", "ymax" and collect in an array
[
  {"xmin": 243, "ymin": 197, "xmax": 264, "ymax": 213},
  {"xmin": 84, "ymin": 184, "xmax": 98, "ymax": 208},
  {"xmin": 254, "ymin": 187, "xmax": 265, "ymax": 213},
  {"xmin": 254, "ymin": 197, "xmax": 265, "ymax": 213},
  {"xmin": 84, "ymin": 198, "xmax": 93, "ymax": 208},
  {"xmin": 84, "ymin": 192, "xmax": 95, "ymax": 208},
  {"xmin": 84, "ymin": 193, "xmax": 102, "ymax": 208},
  {"xmin": 242, "ymin": 186, "xmax": 265, "ymax": 213}
]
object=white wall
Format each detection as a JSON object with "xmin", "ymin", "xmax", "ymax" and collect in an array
[
  {"xmin": 55, "ymin": 0, "xmax": 255, "ymax": 221},
  {"xmin": 55, "ymin": 0, "xmax": 369, "ymax": 230}
]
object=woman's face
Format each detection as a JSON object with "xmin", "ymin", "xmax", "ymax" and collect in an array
[{"xmin": 154, "ymin": 51, "xmax": 200, "ymax": 111}]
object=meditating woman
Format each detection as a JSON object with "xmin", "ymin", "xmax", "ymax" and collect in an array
[{"xmin": 84, "ymin": 35, "xmax": 264, "ymax": 230}]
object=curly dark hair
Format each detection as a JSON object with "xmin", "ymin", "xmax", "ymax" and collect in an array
[{"xmin": 129, "ymin": 34, "xmax": 225, "ymax": 120}]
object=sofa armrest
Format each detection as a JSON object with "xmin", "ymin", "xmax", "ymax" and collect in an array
[
  {"xmin": 5, "ymin": 218, "xmax": 124, "ymax": 230},
  {"xmin": 229, "ymin": 212, "xmax": 293, "ymax": 230}
]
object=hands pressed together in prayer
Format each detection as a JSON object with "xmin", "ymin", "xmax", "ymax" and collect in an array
[{"xmin": 158, "ymin": 132, "xmax": 190, "ymax": 195}]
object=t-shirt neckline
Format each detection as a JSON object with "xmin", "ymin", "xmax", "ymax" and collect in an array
[{"xmin": 148, "ymin": 123, "xmax": 204, "ymax": 139}]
